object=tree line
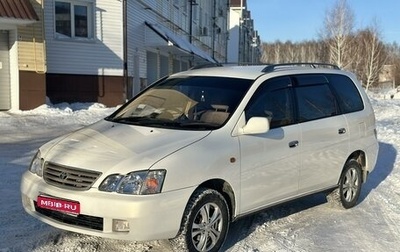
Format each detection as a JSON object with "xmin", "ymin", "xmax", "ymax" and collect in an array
[{"xmin": 260, "ymin": 0, "xmax": 399, "ymax": 90}]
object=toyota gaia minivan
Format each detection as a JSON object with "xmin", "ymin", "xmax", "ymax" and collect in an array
[{"xmin": 21, "ymin": 63, "xmax": 378, "ymax": 252}]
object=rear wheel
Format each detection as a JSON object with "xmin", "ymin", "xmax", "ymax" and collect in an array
[
  {"xmin": 327, "ymin": 160, "xmax": 362, "ymax": 209},
  {"xmin": 171, "ymin": 188, "xmax": 230, "ymax": 252}
]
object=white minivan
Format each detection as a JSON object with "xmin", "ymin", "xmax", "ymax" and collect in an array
[{"xmin": 21, "ymin": 63, "xmax": 378, "ymax": 252}]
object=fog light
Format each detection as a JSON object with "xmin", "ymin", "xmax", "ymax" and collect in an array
[{"xmin": 113, "ymin": 219, "xmax": 130, "ymax": 232}]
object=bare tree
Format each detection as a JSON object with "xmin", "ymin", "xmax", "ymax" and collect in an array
[
  {"xmin": 260, "ymin": 43, "xmax": 271, "ymax": 63},
  {"xmin": 259, "ymin": 5, "xmax": 391, "ymax": 90},
  {"xmin": 348, "ymin": 33, "xmax": 364, "ymax": 79},
  {"xmin": 306, "ymin": 40, "xmax": 324, "ymax": 62},
  {"xmin": 274, "ymin": 41, "xmax": 282, "ymax": 63},
  {"xmin": 358, "ymin": 21, "xmax": 387, "ymax": 90},
  {"xmin": 261, "ymin": 42, "xmax": 278, "ymax": 63},
  {"xmin": 320, "ymin": 0, "xmax": 355, "ymax": 69},
  {"xmin": 283, "ymin": 41, "xmax": 297, "ymax": 62},
  {"xmin": 386, "ymin": 42, "xmax": 400, "ymax": 87}
]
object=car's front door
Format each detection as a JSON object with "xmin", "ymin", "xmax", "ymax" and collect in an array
[{"xmin": 238, "ymin": 76, "xmax": 301, "ymax": 214}]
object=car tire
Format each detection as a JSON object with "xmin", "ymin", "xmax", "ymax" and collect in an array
[
  {"xmin": 327, "ymin": 160, "xmax": 362, "ymax": 209},
  {"xmin": 171, "ymin": 188, "xmax": 230, "ymax": 252}
]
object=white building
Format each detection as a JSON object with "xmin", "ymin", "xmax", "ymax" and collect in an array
[
  {"xmin": 228, "ymin": 0, "xmax": 261, "ymax": 64},
  {"xmin": 2, "ymin": 0, "xmax": 230, "ymax": 110},
  {"xmin": 0, "ymin": 0, "xmax": 38, "ymax": 110}
]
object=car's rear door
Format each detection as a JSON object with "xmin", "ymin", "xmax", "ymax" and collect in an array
[{"xmin": 293, "ymin": 74, "xmax": 350, "ymax": 194}]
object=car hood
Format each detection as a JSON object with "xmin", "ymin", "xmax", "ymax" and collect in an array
[{"xmin": 42, "ymin": 120, "xmax": 210, "ymax": 174}]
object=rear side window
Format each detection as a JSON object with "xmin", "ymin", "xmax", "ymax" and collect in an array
[
  {"xmin": 246, "ymin": 73, "xmax": 363, "ymax": 126},
  {"xmin": 326, "ymin": 74, "xmax": 364, "ymax": 113},
  {"xmin": 294, "ymin": 75, "xmax": 338, "ymax": 123},
  {"xmin": 295, "ymin": 85, "xmax": 338, "ymax": 122}
]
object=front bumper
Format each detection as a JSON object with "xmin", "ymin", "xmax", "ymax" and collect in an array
[{"xmin": 20, "ymin": 171, "xmax": 194, "ymax": 241}]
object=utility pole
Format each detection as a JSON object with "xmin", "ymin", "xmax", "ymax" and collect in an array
[{"xmin": 189, "ymin": 0, "xmax": 195, "ymax": 43}]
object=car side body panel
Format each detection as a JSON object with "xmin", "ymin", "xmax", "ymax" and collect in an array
[
  {"xmin": 298, "ymin": 115, "xmax": 349, "ymax": 194},
  {"xmin": 238, "ymin": 124, "xmax": 301, "ymax": 214}
]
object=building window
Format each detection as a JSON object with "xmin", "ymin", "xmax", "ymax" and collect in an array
[{"xmin": 55, "ymin": 1, "xmax": 93, "ymax": 39}]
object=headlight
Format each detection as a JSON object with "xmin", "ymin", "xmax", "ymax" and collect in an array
[
  {"xmin": 29, "ymin": 150, "xmax": 44, "ymax": 177},
  {"xmin": 99, "ymin": 170, "xmax": 166, "ymax": 195}
]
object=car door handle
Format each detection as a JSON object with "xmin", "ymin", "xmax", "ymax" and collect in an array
[
  {"xmin": 289, "ymin": 140, "xmax": 299, "ymax": 148},
  {"xmin": 338, "ymin": 128, "xmax": 346, "ymax": 134}
]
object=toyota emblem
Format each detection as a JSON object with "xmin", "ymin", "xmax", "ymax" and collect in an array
[{"xmin": 59, "ymin": 172, "xmax": 68, "ymax": 180}]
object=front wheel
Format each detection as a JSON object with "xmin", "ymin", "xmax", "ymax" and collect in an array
[
  {"xmin": 327, "ymin": 160, "xmax": 363, "ymax": 209},
  {"xmin": 171, "ymin": 188, "xmax": 230, "ymax": 252}
]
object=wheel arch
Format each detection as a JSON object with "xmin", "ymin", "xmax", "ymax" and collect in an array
[
  {"xmin": 196, "ymin": 179, "xmax": 236, "ymax": 221},
  {"xmin": 171, "ymin": 181, "xmax": 233, "ymax": 251},
  {"xmin": 345, "ymin": 150, "xmax": 367, "ymax": 182}
]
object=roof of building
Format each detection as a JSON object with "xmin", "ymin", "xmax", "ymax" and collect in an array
[{"xmin": 0, "ymin": 0, "xmax": 38, "ymax": 21}]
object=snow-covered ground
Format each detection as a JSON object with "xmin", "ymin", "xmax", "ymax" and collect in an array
[{"xmin": 1, "ymin": 94, "xmax": 400, "ymax": 252}]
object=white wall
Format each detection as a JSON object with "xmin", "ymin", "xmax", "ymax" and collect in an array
[
  {"xmin": 44, "ymin": 0, "xmax": 123, "ymax": 76},
  {"xmin": 9, "ymin": 30, "xmax": 19, "ymax": 110},
  {"xmin": 0, "ymin": 30, "xmax": 12, "ymax": 110},
  {"xmin": 227, "ymin": 8, "xmax": 240, "ymax": 63},
  {"xmin": 43, "ymin": 0, "xmax": 227, "ymax": 88}
]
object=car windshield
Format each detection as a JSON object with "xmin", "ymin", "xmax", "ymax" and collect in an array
[{"xmin": 107, "ymin": 76, "xmax": 253, "ymax": 130}]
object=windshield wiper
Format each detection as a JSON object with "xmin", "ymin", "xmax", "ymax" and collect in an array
[
  {"xmin": 111, "ymin": 116, "xmax": 180, "ymax": 127},
  {"xmin": 110, "ymin": 116, "xmax": 142, "ymax": 123},
  {"xmin": 110, "ymin": 116, "xmax": 220, "ymax": 130}
]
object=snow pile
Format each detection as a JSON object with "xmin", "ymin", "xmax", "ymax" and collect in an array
[
  {"xmin": 368, "ymin": 87, "xmax": 400, "ymax": 100},
  {"xmin": 1, "ymin": 97, "xmax": 400, "ymax": 252}
]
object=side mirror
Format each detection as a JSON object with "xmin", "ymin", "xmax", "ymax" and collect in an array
[{"xmin": 241, "ymin": 117, "xmax": 270, "ymax": 135}]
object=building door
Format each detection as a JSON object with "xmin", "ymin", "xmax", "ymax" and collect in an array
[{"xmin": 0, "ymin": 31, "xmax": 10, "ymax": 110}]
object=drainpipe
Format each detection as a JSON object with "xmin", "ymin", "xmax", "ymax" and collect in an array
[
  {"xmin": 188, "ymin": 0, "xmax": 197, "ymax": 66},
  {"xmin": 189, "ymin": 0, "xmax": 193, "ymax": 43},
  {"xmin": 212, "ymin": 0, "xmax": 216, "ymax": 59},
  {"xmin": 122, "ymin": 0, "xmax": 129, "ymax": 99},
  {"xmin": 225, "ymin": 0, "xmax": 229, "ymax": 63}
]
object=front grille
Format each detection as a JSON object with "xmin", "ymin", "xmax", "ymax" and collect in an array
[
  {"xmin": 34, "ymin": 201, "xmax": 103, "ymax": 231},
  {"xmin": 43, "ymin": 162, "xmax": 102, "ymax": 191}
]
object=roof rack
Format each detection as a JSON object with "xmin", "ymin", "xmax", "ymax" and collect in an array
[
  {"xmin": 262, "ymin": 63, "xmax": 340, "ymax": 73},
  {"xmin": 189, "ymin": 62, "xmax": 266, "ymax": 70},
  {"xmin": 190, "ymin": 63, "xmax": 223, "ymax": 70}
]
